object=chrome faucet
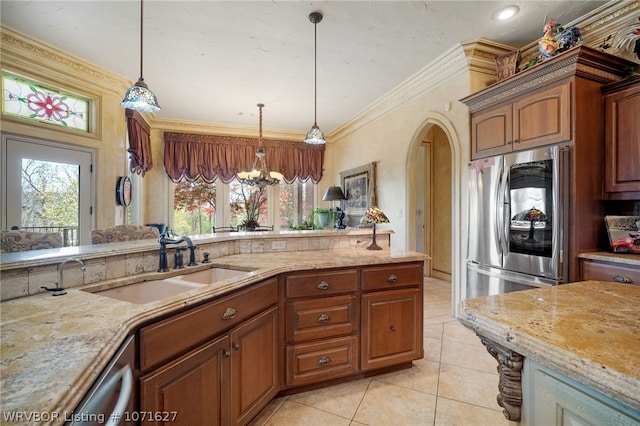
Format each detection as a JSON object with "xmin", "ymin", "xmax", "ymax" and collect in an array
[
  {"xmin": 41, "ymin": 257, "xmax": 86, "ymax": 296},
  {"xmin": 158, "ymin": 231, "xmax": 197, "ymax": 272}
]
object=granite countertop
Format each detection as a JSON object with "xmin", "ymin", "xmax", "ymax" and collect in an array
[
  {"xmin": 0, "ymin": 248, "xmax": 425, "ymax": 424},
  {"xmin": 458, "ymin": 281, "xmax": 640, "ymax": 412},
  {"xmin": 578, "ymin": 251, "xmax": 640, "ymax": 266}
]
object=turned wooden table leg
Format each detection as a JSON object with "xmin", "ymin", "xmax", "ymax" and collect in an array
[{"xmin": 479, "ymin": 335, "xmax": 524, "ymax": 422}]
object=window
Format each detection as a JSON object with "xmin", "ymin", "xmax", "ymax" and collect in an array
[
  {"xmin": 2, "ymin": 74, "xmax": 90, "ymax": 132},
  {"xmin": 173, "ymin": 178, "xmax": 317, "ymax": 235},
  {"xmin": 2, "ymin": 135, "xmax": 94, "ymax": 245},
  {"xmin": 173, "ymin": 179, "xmax": 217, "ymax": 236},
  {"xmin": 279, "ymin": 180, "xmax": 315, "ymax": 229}
]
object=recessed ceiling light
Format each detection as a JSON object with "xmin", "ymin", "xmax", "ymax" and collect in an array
[{"xmin": 492, "ymin": 6, "xmax": 520, "ymax": 21}]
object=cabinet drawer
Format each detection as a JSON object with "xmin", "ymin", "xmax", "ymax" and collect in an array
[
  {"xmin": 285, "ymin": 335, "xmax": 358, "ymax": 387},
  {"xmin": 285, "ymin": 268, "xmax": 358, "ymax": 298},
  {"xmin": 286, "ymin": 294, "xmax": 358, "ymax": 343},
  {"xmin": 139, "ymin": 278, "xmax": 278, "ymax": 371},
  {"xmin": 361, "ymin": 263, "xmax": 423, "ymax": 291},
  {"xmin": 581, "ymin": 260, "xmax": 640, "ymax": 285}
]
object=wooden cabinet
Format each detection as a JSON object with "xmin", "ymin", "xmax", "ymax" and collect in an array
[
  {"xmin": 230, "ymin": 307, "xmax": 279, "ymax": 425},
  {"xmin": 140, "ymin": 335, "xmax": 230, "ymax": 425},
  {"xmin": 602, "ymin": 76, "xmax": 640, "ymax": 199},
  {"xmin": 360, "ymin": 263, "xmax": 423, "ymax": 370},
  {"xmin": 579, "ymin": 257, "xmax": 640, "ymax": 285},
  {"xmin": 282, "ymin": 268, "xmax": 360, "ymax": 387},
  {"xmin": 470, "ymin": 83, "xmax": 571, "ymax": 158},
  {"xmin": 281, "ymin": 261, "xmax": 424, "ymax": 389},
  {"xmin": 139, "ymin": 278, "xmax": 278, "ymax": 426}
]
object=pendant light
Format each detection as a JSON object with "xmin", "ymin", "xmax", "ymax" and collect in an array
[
  {"xmin": 304, "ymin": 11, "xmax": 326, "ymax": 145},
  {"xmin": 238, "ymin": 103, "xmax": 283, "ymax": 188},
  {"xmin": 121, "ymin": 0, "xmax": 161, "ymax": 113}
]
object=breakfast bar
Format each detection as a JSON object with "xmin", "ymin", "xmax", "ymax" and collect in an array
[{"xmin": 458, "ymin": 281, "xmax": 640, "ymax": 425}]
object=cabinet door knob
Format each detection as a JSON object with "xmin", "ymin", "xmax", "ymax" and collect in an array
[
  {"xmin": 223, "ymin": 350, "xmax": 231, "ymax": 357},
  {"xmin": 316, "ymin": 281, "xmax": 330, "ymax": 290},
  {"xmin": 233, "ymin": 343, "xmax": 240, "ymax": 351},
  {"xmin": 221, "ymin": 307, "xmax": 237, "ymax": 320},
  {"xmin": 390, "ymin": 325, "xmax": 397, "ymax": 332},
  {"xmin": 316, "ymin": 314, "xmax": 331, "ymax": 323},
  {"xmin": 614, "ymin": 275, "xmax": 633, "ymax": 284},
  {"xmin": 387, "ymin": 274, "xmax": 399, "ymax": 283},
  {"xmin": 317, "ymin": 356, "xmax": 331, "ymax": 366}
]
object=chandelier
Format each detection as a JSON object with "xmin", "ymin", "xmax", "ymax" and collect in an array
[{"xmin": 237, "ymin": 103, "xmax": 283, "ymax": 188}]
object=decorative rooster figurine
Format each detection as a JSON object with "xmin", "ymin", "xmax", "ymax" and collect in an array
[
  {"xmin": 539, "ymin": 20, "xmax": 559, "ymax": 58},
  {"xmin": 613, "ymin": 16, "xmax": 640, "ymax": 60}
]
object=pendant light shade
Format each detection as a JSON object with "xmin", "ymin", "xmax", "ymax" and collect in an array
[
  {"xmin": 304, "ymin": 11, "xmax": 326, "ymax": 145},
  {"xmin": 121, "ymin": 0, "xmax": 161, "ymax": 113},
  {"xmin": 237, "ymin": 103, "xmax": 283, "ymax": 188}
]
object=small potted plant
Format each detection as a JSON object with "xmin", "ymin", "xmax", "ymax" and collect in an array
[{"xmin": 314, "ymin": 207, "xmax": 331, "ymax": 229}]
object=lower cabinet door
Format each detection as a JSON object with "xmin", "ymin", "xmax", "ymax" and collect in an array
[
  {"xmin": 230, "ymin": 306, "xmax": 279, "ymax": 426},
  {"xmin": 361, "ymin": 288, "xmax": 423, "ymax": 370},
  {"xmin": 140, "ymin": 335, "xmax": 230, "ymax": 426}
]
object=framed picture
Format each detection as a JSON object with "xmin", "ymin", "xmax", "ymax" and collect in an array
[{"xmin": 340, "ymin": 162, "xmax": 377, "ymax": 228}]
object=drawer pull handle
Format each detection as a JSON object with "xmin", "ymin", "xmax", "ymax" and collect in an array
[
  {"xmin": 221, "ymin": 307, "xmax": 237, "ymax": 320},
  {"xmin": 613, "ymin": 275, "xmax": 633, "ymax": 284},
  {"xmin": 317, "ymin": 356, "xmax": 331, "ymax": 366},
  {"xmin": 316, "ymin": 281, "xmax": 330, "ymax": 290},
  {"xmin": 316, "ymin": 314, "xmax": 331, "ymax": 323},
  {"xmin": 387, "ymin": 274, "xmax": 399, "ymax": 283}
]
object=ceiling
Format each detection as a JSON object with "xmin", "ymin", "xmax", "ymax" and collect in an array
[{"xmin": 1, "ymin": 1, "xmax": 608, "ymax": 134}]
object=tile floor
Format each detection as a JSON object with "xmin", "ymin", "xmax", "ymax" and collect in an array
[{"xmin": 251, "ymin": 277, "xmax": 511, "ymax": 426}]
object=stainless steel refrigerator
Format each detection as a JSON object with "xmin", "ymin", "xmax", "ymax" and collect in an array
[{"xmin": 466, "ymin": 144, "xmax": 570, "ymax": 298}]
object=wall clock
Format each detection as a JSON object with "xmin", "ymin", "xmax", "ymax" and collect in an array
[{"xmin": 116, "ymin": 176, "xmax": 132, "ymax": 206}]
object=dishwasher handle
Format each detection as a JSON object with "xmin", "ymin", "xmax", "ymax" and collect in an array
[
  {"xmin": 107, "ymin": 366, "xmax": 133, "ymax": 426},
  {"xmin": 79, "ymin": 364, "xmax": 133, "ymax": 426}
]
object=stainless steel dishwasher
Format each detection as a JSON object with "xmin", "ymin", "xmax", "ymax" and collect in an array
[{"xmin": 66, "ymin": 335, "xmax": 135, "ymax": 426}]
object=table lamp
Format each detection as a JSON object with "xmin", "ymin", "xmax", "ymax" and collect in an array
[
  {"xmin": 322, "ymin": 186, "xmax": 347, "ymax": 229},
  {"xmin": 361, "ymin": 206, "xmax": 390, "ymax": 250}
]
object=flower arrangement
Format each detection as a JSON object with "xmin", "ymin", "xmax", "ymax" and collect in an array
[{"xmin": 230, "ymin": 185, "xmax": 267, "ymax": 230}]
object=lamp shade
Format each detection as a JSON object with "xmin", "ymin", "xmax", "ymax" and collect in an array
[
  {"xmin": 121, "ymin": 78, "xmax": 161, "ymax": 112},
  {"xmin": 361, "ymin": 206, "xmax": 390, "ymax": 225},
  {"xmin": 323, "ymin": 186, "xmax": 346, "ymax": 201}
]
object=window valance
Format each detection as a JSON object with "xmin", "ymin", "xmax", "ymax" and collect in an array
[
  {"xmin": 163, "ymin": 132, "xmax": 324, "ymax": 184},
  {"xmin": 125, "ymin": 109, "xmax": 153, "ymax": 176}
]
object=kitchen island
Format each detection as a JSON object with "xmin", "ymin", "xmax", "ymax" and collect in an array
[
  {"xmin": 458, "ymin": 281, "xmax": 640, "ymax": 425},
  {"xmin": 1, "ymin": 247, "xmax": 426, "ymax": 425}
]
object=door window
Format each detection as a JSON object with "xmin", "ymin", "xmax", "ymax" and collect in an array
[{"xmin": 2, "ymin": 135, "xmax": 94, "ymax": 246}]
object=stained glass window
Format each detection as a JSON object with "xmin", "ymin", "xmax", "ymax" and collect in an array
[{"xmin": 2, "ymin": 74, "xmax": 90, "ymax": 132}]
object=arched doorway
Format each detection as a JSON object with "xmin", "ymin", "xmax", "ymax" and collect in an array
[{"xmin": 406, "ymin": 114, "xmax": 463, "ymax": 315}]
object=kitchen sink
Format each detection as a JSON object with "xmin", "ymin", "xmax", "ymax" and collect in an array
[
  {"xmin": 92, "ymin": 279, "xmax": 204, "ymax": 304},
  {"xmin": 87, "ymin": 267, "xmax": 253, "ymax": 304},
  {"xmin": 172, "ymin": 267, "xmax": 252, "ymax": 284}
]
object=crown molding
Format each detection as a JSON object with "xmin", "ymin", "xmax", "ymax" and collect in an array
[
  {"xmin": 1, "ymin": 26, "xmax": 130, "ymax": 97},
  {"xmin": 329, "ymin": 38, "xmax": 514, "ymax": 142}
]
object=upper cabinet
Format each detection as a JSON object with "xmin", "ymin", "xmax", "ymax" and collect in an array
[
  {"xmin": 470, "ymin": 82, "xmax": 572, "ymax": 158},
  {"xmin": 601, "ymin": 76, "xmax": 640, "ymax": 200},
  {"xmin": 462, "ymin": 46, "xmax": 636, "ymax": 160}
]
